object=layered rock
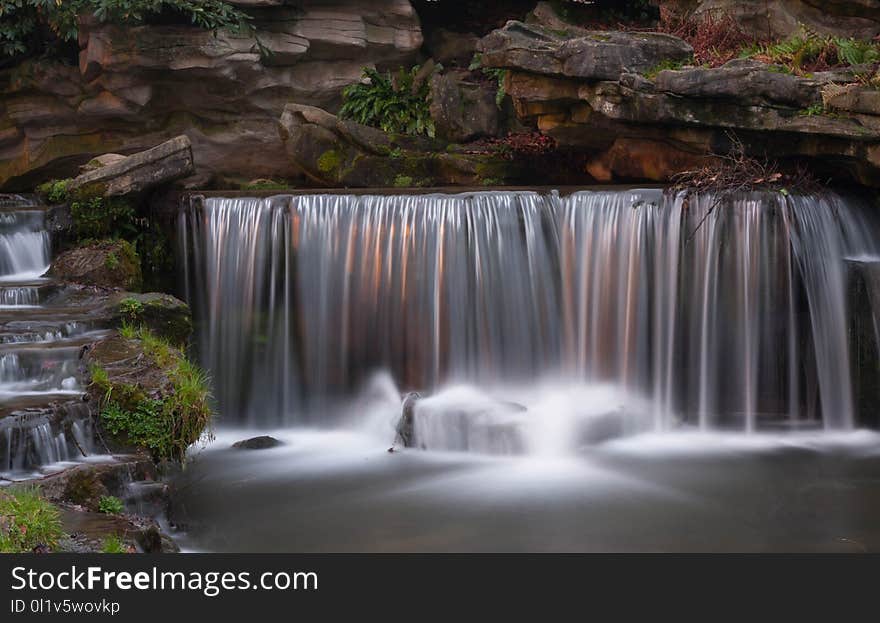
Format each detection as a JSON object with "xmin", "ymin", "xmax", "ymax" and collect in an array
[
  {"xmin": 50, "ymin": 240, "xmax": 143, "ymax": 291},
  {"xmin": 478, "ymin": 21, "xmax": 880, "ymax": 185},
  {"xmin": 0, "ymin": 0, "xmax": 422, "ymax": 190},
  {"xmin": 68, "ymin": 136, "xmax": 194, "ymax": 197}
]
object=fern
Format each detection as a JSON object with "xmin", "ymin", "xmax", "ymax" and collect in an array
[{"xmin": 340, "ymin": 66, "xmax": 437, "ymax": 138}]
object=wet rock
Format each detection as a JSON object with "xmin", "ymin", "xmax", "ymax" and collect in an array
[
  {"xmin": 395, "ymin": 392, "xmax": 420, "ymax": 447},
  {"xmin": 429, "ymin": 71, "xmax": 502, "ymax": 143},
  {"xmin": 68, "ymin": 136, "xmax": 194, "ymax": 198},
  {"xmin": 62, "ymin": 469, "xmax": 110, "ymax": 512},
  {"xmin": 49, "ymin": 239, "xmax": 142, "ymax": 291},
  {"xmin": 232, "ymin": 435, "xmax": 284, "ymax": 450}
]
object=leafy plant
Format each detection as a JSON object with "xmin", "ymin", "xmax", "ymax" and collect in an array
[
  {"xmin": 469, "ymin": 53, "xmax": 508, "ymax": 108},
  {"xmin": 745, "ymin": 27, "xmax": 880, "ymax": 72},
  {"xmin": 118, "ymin": 297, "xmax": 145, "ymax": 323},
  {"xmin": 98, "ymin": 495, "xmax": 124, "ymax": 515},
  {"xmin": 0, "ymin": 0, "xmax": 253, "ymax": 60},
  {"xmin": 340, "ymin": 66, "xmax": 437, "ymax": 137},
  {"xmin": 0, "ymin": 487, "xmax": 63, "ymax": 553},
  {"xmin": 799, "ymin": 103, "xmax": 825, "ymax": 116},
  {"xmin": 36, "ymin": 178, "xmax": 71, "ymax": 204},
  {"xmin": 70, "ymin": 196, "xmax": 137, "ymax": 240},
  {"xmin": 101, "ymin": 534, "xmax": 129, "ymax": 553}
]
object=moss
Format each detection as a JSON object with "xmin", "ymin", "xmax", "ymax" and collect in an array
[
  {"xmin": 393, "ymin": 175, "xmax": 414, "ymax": 187},
  {"xmin": 62, "ymin": 469, "xmax": 109, "ymax": 511},
  {"xmin": 643, "ymin": 58, "xmax": 689, "ymax": 79},
  {"xmin": 317, "ymin": 149, "xmax": 342, "ymax": 175},
  {"xmin": 92, "ymin": 328, "xmax": 212, "ymax": 464}
]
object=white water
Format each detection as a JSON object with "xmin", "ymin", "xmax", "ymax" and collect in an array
[{"xmin": 182, "ymin": 189, "xmax": 880, "ymax": 444}]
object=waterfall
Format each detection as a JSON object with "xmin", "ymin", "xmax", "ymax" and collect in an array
[
  {"xmin": 181, "ymin": 189, "xmax": 880, "ymax": 432},
  {"xmin": 0, "ymin": 203, "xmax": 50, "ymax": 281}
]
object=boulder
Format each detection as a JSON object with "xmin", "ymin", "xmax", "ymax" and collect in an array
[
  {"xmin": 395, "ymin": 392, "xmax": 420, "ymax": 447},
  {"xmin": 68, "ymin": 136, "xmax": 195, "ymax": 198},
  {"xmin": 108, "ymin": 291, "xmax": 193, "ymax": 346},
  {"xmin": 278, "ymin": 103, "xmax": 519, "ymax": 187},
  {"xmin": 426, "ymin": 29, "xmax": 480, "ymax": 66},
  {"xmin": 477, "ymin": 21, "xmax": 694, "ymax": 81},
  {"xmin": 49, "ymin": 240, "xmax": 142, "ymax": 291},
  {"xmin": 429, "ymin": 71, "xmax": 502, "ymax": 143},
  {"xmin": 231, "ymin": 436, "xmax": 284, "ymax": 450}
]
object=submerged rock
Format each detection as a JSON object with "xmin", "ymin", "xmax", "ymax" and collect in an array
[
  {"xmin": 232, "ymin": 436, "xmax": 284, "ymax": 450},
  {"xmin": 395, "ymin": 392, "xmax": 421, "ymax": 448}
]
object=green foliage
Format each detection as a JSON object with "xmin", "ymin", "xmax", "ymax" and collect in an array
[
  {"xmin": 239, "ymin": 179, "xmax": 290, "ymax": 191},
  {"xmin": 98, "ymin": 495, "xmax": 124, "ymax": 515},
  {"xmin": 71, "ymin": 195, "xmax": 137, "ymax": 240},
  {"xmin": 0, "ymin": 487, "xmax": 63, "ymax": 553},
  {"xmin": 0, "ymin": 0, "xmax": 252, "ymax": 59},
  {"xmin": 98, "ymin": 327, "xmax": 212, "ymax": 463},
  {"xmin": 118, "ymin": 297, "xmax": 145, "ymax": 323},
  {"xmin": 101, "ymin": 535, "xmax": 129, "ymax": 553},
  {"xmin": 317, "ymin": 150, "xmax": 341, "ymax": 174},
  {"xmin": 799, "ymin": 103, "xmax": 826, "ymax": 116},
  {"xmin": 36, "ymin": 178, "xmax": 72, "ymax": 204},
  {"xmin": 393, "ymin": 175, "xmax": 413, "ymax": 188},
  {"xmin": 340, "ymin": 66, "xmax": 437, "ymax": 138},
  {"xmin": 643, "ymin": 58, "xmax": 688, "ymax": 79},
  {"xmin": 745, "ymin": 27, "xmax": 880, "ymax": 71},
  {"xmin": 104, "ymin": 251, "xmax": 120, "ymax": 270},
  {"xmin": 469, "ymin": 53, "xmax": 508, "ymax": 108}
]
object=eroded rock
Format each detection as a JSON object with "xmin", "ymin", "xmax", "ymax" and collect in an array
[{"xmin": 68, "ymin": 136, "xmax": 194, "ymax": 198}]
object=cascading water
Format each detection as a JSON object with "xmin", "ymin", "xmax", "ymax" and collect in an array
[
  {"xmin": 181, "ymin": 189, "xmax": 880, "ymax": 448},
  {"xmin": 0, "ymin": 195, "xmax": 100, "ymax": 476}
]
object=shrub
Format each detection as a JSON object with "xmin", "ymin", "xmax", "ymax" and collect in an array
[
  {"xmin": 0, "ymin": 487, "xmax": 64, "ymax": 553},
  {"xmin": 36, "ymin": 178, "xmax": 72, "ymax": 204},
  {"xmin": 70, "ymin": 195, "xmax": 137, "ymax": 240},
  {"xmin": 98, "ymin": 495, "xmax": 125, "ymax": 515},
  {"xmin": 1, "ymin": 1, "xmax": 253, "ymax": 60},
  {"xmin": 340, "ymin": 66, "xmax": 437, "ymax": 137}
]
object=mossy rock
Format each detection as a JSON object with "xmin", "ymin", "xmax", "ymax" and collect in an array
[
  {"xmin": 109, "ymin": 292, "xmax": 193, "ymax": 347},
  {"xmin": 49, "ymin": 239, "xmax": 142, "ymax": 291}
]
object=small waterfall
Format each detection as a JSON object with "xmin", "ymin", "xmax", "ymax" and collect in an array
[
  {"xmin": 181, "ymin": 190, "xmax": 880, "ymax": 433},
  {"xmin": 0, "ymin": 202, "xmax": 50, "ymax": 280}
]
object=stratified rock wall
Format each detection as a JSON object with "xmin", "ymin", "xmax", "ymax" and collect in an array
[{"xmin": 0, "ymin": 0, "xmax": 422, "ymax": 190}]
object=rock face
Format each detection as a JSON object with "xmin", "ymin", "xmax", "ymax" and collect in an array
[
  {"xmin": 478, "ymin": 22, "xmax": 880, "ymax": 186},
  {"xmin": 68, "ymin": 136, "xmax": 194, "ymax": 197},
  {"xmin": 49, "ymin": 240, "xmax": 142, "ymax": 291},
  {"xmin": 0, "ymin": 1, "xmax": 423, "ymax": 190},
  {"xmin": 429, "ymin": 71, "xmax": 502, "ymax": 143},
  {"xmin": 278, "ymin": 103, "xmax": 518, "ymax": 187}
]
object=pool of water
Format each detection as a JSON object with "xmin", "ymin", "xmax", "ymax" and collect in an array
[{"xmin": 172, "ymin": 428, "xmax": 880, "ymax": 552}]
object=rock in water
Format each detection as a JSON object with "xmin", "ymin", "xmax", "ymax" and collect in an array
[
  {"xmin": 395, "ymin": 392, "xmax": 421, "ymax": 448},
  {"xmin": 231, "ymin": 436, "xmax": 284, "ymax": 450}
]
